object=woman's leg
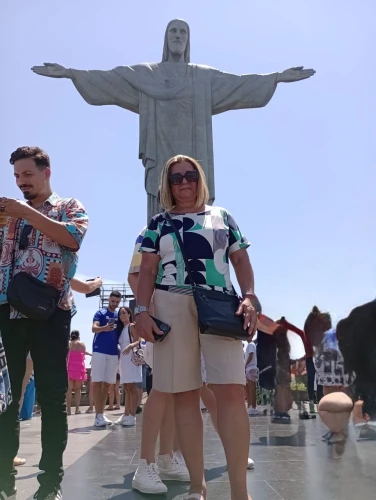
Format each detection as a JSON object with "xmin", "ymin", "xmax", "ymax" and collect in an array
[
  {"xmin": 140, "ymin": 389, "xmax": 170, "ymax": 463},
  {"xmin": 210, "ymin": 384, "xmax": 250, "ymax": 500},
  {"xmin": 249, "ymin": 381, "xmax": 257, "ymax": 409},
  {"xmin": 124, "ymin": 385, "xmax": 131, "ymax": 415},
  {"xmin": 245, "ymin": 381, "xmax": 252, "ymax": 409},
  {"xmin": 87, "ymin": 377, "xmax": 94, "ymax": 412},
  {"xmin": 200, "ymin": 384, "xmax": 218, "ymax": 432},
  {"xmin": 159, "ymin": 393, "xmax": 175, "ymax": 455},
  {"xmin": 115, "ymin": 379, "xmax": 121, "ymax": 409},
  {"xmin": 174, "ymin": 389, "xmax": 206, "ymax": 498},
  {"xmin": 306, "ymin": 357, "xmax": 316, "ymax": 403},
  {"xmin": 173, "ymin": 428, "xmax": 180, "ymax": 453},
  {"xmin": 74, "ymin": 381, "xmax": 82, "ymax": 412},
  {"xmin": 107, "ymin": 384, "xmax": 115, "ymax": 410},
  {"xmin": 128, "ymin": 383, "xmax": 139, "ymax": 416},
  {"xmin": 137, "ymin": 386, "xmax": 143, "ymax": 407},
  {"xmin": 66, "ymin": 380, "xmax": 73, "ymax": 415},
  {"xmin": 123, "ymin": 384, "xmax": 131, "ymax": 416}
]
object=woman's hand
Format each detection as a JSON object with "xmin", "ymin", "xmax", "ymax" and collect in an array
[
  {"xmin": 236, "ymin": 297, "xmax": 257, "ymax": 338},
  {"xmin": 122, "ymin": 345, "xmax": 133, "ymax": 355},
  {"xmin": 135, "ymin": 312, "xmax": 162, "ymax": 343},
  {"xmin": 129, "ymin": 323, "xmax": 139, "ymax": 341}
]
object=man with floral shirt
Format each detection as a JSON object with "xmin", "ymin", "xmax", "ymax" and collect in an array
[{"xmin": 0, "ymin": 146, "xmax": 88, "ymax": 500}]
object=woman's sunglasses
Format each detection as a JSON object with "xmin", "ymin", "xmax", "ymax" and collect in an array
[{"xmin": 168, "ymin": 170, "xmax": 199, "ymax": 186}]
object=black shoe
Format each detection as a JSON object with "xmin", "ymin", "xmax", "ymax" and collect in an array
[
  {"xmin": 135, "ymin": 406, "xmax": 142, "ymax": 415},
  {"xmin": 33, "ymin": 486, "xmax": 62, "ymax": 499},
  {"xmin": 0, "ymin": 485, "xmax": 17, "ymax": 499}
]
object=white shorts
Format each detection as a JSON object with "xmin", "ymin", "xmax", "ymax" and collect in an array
[{"xmin": 91, "ymin": 353, "xmax": 118, "ymax": 384}]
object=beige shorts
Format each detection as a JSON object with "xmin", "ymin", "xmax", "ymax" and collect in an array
[{"xmin": 152, "ymin": 289, "xmax": 246, "ymax": 393}]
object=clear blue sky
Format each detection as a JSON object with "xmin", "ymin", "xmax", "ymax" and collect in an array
[{"xmin": 1, "ymin": 1, "xmax": 375, "ymax": 359}]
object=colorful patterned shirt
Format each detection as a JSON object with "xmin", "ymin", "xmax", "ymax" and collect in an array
[
  {"xmin": 0, "ymin": 193, "xmax": 88, "ymax": 318},
  {"xmin": 140, "ymin": 206, "xmax": 250, "ymax": 294}
]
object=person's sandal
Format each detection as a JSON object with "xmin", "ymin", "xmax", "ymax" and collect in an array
[
  {"xmin": 75, "ymin": 409, "xmax": 81, "ymax": 415},
  {"xmin": 186, "ymin": 495, "xmax": 205, "ymax": 500}
]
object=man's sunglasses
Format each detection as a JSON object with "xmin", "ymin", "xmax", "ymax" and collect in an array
[
  {"xmin": 19, "ymin": 225, "xmax": 32, "ymax": 250},
  {"xmin": 168, "ymin": 170, "xmax": 199, "ymax": 186}
]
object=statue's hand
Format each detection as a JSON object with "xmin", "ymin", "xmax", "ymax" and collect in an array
[
  {"xmin": 277, "ymin": 66, "xmax": 316, "ymax": 83},
  {"xmin": 31, "ymin": 63, "xmax": 70, "ymax": 79}
]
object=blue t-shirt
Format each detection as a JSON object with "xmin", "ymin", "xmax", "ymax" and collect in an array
[{"xmin": 92, "ymin": 308, "xmax": 119, "ymax": 355}]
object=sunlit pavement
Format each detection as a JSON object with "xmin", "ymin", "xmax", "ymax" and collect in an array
[{"xmin": 15, "ymin": 408, "xmax": 376, "ymax": 500}]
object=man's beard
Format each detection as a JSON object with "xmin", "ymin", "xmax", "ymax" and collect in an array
[{"xmin": 22, "ymin": 191, "xmax": 38, "ymax": 201}]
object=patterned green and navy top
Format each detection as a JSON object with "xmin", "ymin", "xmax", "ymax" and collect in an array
[{"xmin": 140, "ymin": 206, "xmax": 250, "ymax": 295}]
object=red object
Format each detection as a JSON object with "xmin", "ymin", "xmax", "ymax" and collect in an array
[
  {"xmin": 277, "ymin": 318, "xmax": 312, "ymax": 358},
  {"xmin": 256, "ymin": 314, "xmax": 280, "ymax": 335}
]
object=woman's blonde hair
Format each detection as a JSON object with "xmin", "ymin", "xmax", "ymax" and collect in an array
[{"xmin": 159, "ymin": 155, "xmax": 209, "ymax": 211}]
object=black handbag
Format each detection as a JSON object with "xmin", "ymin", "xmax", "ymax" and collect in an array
[
  {"xmin": 165, "ymin": 213, "xmax": 250, "ymax": 340},
  {"xmin": 6, "ymin": 220, "xmax": 61, "ymax": 321}
]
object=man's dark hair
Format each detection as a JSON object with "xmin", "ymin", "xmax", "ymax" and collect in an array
[
  {"xmin": 9, "ymin": 146, "xmax": 50, "ymax": 170},
  {"xmin": 110, "ymin": 290, "xmax": 122, "ymax": 299}
]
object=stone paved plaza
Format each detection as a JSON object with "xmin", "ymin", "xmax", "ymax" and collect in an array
[{"xmin": 15, "ymin": 408, "xmax": 376, "ymax": 500}]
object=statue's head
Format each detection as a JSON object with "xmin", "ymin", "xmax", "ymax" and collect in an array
[{"xmin": 162, "ymin": 19, "xmax": 190, "ymax": 63}]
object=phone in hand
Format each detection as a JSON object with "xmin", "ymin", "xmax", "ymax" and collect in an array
[
  {"xmin": 151, "ymin": 316, "xmax": 171, "ymax": 342},
  {"xmin": 85, "ymin": 278, "xmax": 101, "ymax": 298},
  {"xmin": 108, "ymin": 318, "xmax": 115, "ymax": 326}
]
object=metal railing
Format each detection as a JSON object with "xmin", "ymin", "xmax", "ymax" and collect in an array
[{"xmin": 99, "ymin": 283, "xmax": 134, "ymax": 308}]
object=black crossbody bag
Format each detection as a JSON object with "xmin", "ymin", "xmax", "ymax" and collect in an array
[
  {"xmin": 6, "ymin": 220, "xmax": 61, "ymax": 321},
  {"xmin": 165, "ymin": 213, "xmax": 250, "ymax": 340}
]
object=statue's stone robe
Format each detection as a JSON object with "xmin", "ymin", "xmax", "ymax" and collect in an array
[{"xmin": 70, "ymin": 63, "xmax": 278, "ymax": 219}]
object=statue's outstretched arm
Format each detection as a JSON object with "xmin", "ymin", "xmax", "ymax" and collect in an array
[
  {"xmin": 31, "ymin": 63, "xmax": 72, "ymax": 79},
  {"xmin": 277, "ymin": 66, "xmax": 315, "ymax": 83}
]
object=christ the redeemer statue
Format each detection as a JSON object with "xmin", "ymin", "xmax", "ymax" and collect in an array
[{"xmin": 32, "ymin": 19, "xmax": 315, "ymax": 221}]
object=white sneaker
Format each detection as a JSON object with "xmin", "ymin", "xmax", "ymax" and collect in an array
[
  {"xmin": 41, "ymin": 491, "xmax": 62, "ymax": 500},
  {"xmin": 157, "ymin": 453, "xmax": 190, "ymax": 481},
  {"xmin": 102, "ymin": 414, "xmax": 113, "ymax": 425},
  {"xmin": 248, "ymin": 407, "xmax": 262, "ymax": 416},
  {"xmin": 114, "ymin": 414, "xmax": 128, "ymax": 425},
  {"xmin": 122, "ymin": 415, "xmax": 136, "ymax": 427},
  {"xmin": 173, "ymin": 449, "xmax": 185, "ymax": 465},
  {"xmin": 33, "ymin": 487, "xmax": 62, "ymax": 499},
  {"xmin": 132, "ymin": 459, "xmax": 168, "ymax": 494},
  {"xmin": 94, "ymin": 414, "xmax": 106, "ymax": 427}
]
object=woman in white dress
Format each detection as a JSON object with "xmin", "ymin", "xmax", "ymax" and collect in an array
[{"xmin": 115, "ymin": 307, "xmax": 143, "ymax": 427}]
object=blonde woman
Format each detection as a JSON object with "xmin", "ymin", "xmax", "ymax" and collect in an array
[{"xmin": 135, "ymin": 155, "xmax": 258, "ymax": 500}]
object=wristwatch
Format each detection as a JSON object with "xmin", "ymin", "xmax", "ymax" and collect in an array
[{"xmin": 134, "ymin": 305, "xmax": 149, "ymax": 316}]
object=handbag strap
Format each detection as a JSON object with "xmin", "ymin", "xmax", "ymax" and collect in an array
[
  {"xmin": 128, "ymin": 324, "xmax": 141, "ymax": 349},
  {"xmin": 164, "ymin": 213, "xmax": 196, "ymax": 287}
]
